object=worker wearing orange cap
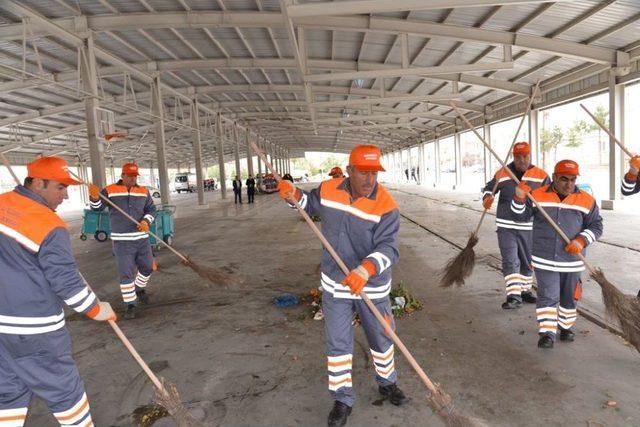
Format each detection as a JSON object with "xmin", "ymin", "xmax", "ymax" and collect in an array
[
  {"xmin": 89, "ymin": 163, "xmax": 156, "ymax": 319},
  {"xmin": 277, "ymin": 145, "xmax": 406, "ymax": 426},
  {"xmin": 0, "ymin": 157, "xmax": 115, "ymax": 426},
  {"xmin": 482, "ymin": 142, "xmax": 549, "ymax": 309},
  {"xmin": 328, "ymin": 166, "xmax": 344, "ymax": 179},
  {"xmin": 621, "ymin": 155, "xmax": 640, "ymax": 197},
  {"xmin": 511, "ymin": 160, "xmax": 602, "ymax": 349}
]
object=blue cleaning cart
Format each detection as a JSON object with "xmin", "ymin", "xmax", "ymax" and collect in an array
[
  {"xmin": 80, "ymin": 205, "xmax": 176, "ymax": 248},
  {"xmin": 80, "ymin": 208, "xmax": 111, "ymax": 242},
  {"xmin": 149, "ymin": 205, "xmax": 176, "ymax": 249}
]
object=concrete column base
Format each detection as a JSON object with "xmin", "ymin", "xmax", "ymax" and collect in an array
[{"xmin": 601, "ymin": 199, "xmax": 615, "ymax": 210}]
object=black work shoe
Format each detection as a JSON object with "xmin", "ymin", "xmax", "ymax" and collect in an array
[
  {"xmin": 559, "ymin": 329, "xmax": 575, "ymax": 342},
  {"xmin": 521, "ymin": 292, "xmax": 537, "ymax": 304},
  {"xmin": 123, "ymin": 304, "xmax": 137, "ymax": 319},
  {"xmin": 637, "ymin": 289, "xmax": 640, "ymax": 299},
  {"xmin": 537, "ymin": 334, "xmax": 554, "ymax": 349},
  {"xmin": 136, "ymin": 290, "xmax": 150, "ymax": 305},
  {"xmin": 501, "ymin": 296, "xmax": 523, "ymax": 310},
  {"xmin": 328, "ymin": 401, "xmax": 352, "ymax": 427},
  {"xmin": 378, "ymin": 384, "xmax": 408, "ymax": 406}
]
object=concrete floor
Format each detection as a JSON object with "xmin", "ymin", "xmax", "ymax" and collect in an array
[{"xmin": 23, "ymin": 183, "xmax": 640, "ymax": 426}]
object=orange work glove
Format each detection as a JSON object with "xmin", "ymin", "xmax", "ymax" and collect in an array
[
  {"xmin": 342, "ymin": 260, "xmax": 376, "ymax": 295},
  {"xmin": 630, "ymin": 155, "xmax": 640, "ymax": 175},
  {"xmin": 514, "ymin": 181, "xmax": 532, "ymax": 201},
  {"xmin": 482, "ymin": 195, "xmax": 494, "ymax": 210},
  {"xmin": 86, "ymin": 301, "xmax": 117, "ymax": 321},
  {"xmin": 277, "ymin": 180, "xmax": 298, "ymax": 201},
  {"xmin": 137, "ymin": 220, "xmax": 150, "ymax": 232},
  {"xmin": 88, "ymin": 184, "xmax": 100, "ymax": 200},
  {"xmin": 564, "ymin": 236, "xmax": 586, "ymax": 255}
]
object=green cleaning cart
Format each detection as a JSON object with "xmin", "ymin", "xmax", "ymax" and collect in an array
[
  {"xmin": 80, "ymin": 208, "xmax": 111, "ymax": 242},
  {"xmin": 80, "ymin": 205, "xmax": 175, "ymax": 248},
  {"xmin": 149, "ymin": 205, "xmax": 176, "ymax": 249}
]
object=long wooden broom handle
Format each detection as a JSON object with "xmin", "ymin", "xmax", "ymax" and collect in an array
[
  {"xmin": 451, "ymin": 103, "xmax": 596, "ymax": 275},
  {"xmin": 474, "ymin": 80, "xmax": 541, "ymax": 236},
  {"xmin": 0, "ymin": 153, "xmax": 166, "ymax": 393},
  {"xmin": 580, "ymin": 103, "xmax": 634, "ymax": 159},
  {"xmin": 67, "ymin": 170, "xmax": 189, "ymax": 264},
  {"xmin": 249, "ymin": 140, "xmax": 441, "ymax": 395}
]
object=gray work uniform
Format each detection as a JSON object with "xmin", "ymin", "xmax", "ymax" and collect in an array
[
  {"xmin": 91, "ymin": 181, "xmax": 156, "ymax": 305},
  {"xmin": 291, "ymin": 177, "xmax": 400, "ymax": 407},
  {"xmin": 483, "ymin": 163, "xmax": 549, "ymax": 299},
  {"xmin": 0, "ymin": 186, "xmax": 97, "ymax": 426},
  {"xmin": 511, "ymin": 184, "xmax": 603, "ymax": 337}
]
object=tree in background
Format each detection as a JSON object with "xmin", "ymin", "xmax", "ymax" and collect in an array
[
  {"xmin": 586, "ymin": 105, "xmax": 609, "ymax": 165},
  {"xmin": 540, "ymin": 126, "xmax": 563, "ymax": 170},
  {"xmin": 566, "ymin": 119, "xmax": 589, "ymax": 149}
]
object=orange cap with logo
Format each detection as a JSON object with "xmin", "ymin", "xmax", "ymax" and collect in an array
[
  {"xmin": 554, "ymin": 159, "xmax": 580, "ymax": 176},
  {"xmin": 512, "ymin": 142, "xmax": 531, "ymax": 156},
  {"xmin": 349, "ymin": 145, "xmax": 385, "ymax": 172},
  {"xmin": 27, "ymin": 156, "xmax": 80, "ymax": 186},
  {"xmin": 329, "ymin": 166, "xmax": 343, "ymax": 177},
  {"xmin": 121, "ymin": 162, "xmax": 139, "ymax": 176}
]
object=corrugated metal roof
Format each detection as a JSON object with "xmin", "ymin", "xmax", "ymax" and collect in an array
[{"xmin": 0, "ymin": 0, "xmax": 638, "ymax": 161}]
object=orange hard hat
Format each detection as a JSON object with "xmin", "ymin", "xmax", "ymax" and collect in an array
[
  {"xmin": 121, "ymin": 162, "xmax": 139, "ymax": 176},
  {"xmin": 27, "ymin": 156, "xmax": 80, "ymax": 185},
  {"xmin": 329, "ymin": 166, "xmax": 343, "ymax": 177},
  {"xmin": 513, "ymin": 142, "xmax": 531, "ymax": 156},
  {"xmin": 349, "ymin": 145, "xmax": 385, "ymax": 172},
  {"xmin": 554, "ymin": 159, "xmax": 580, "ymax": 176}
]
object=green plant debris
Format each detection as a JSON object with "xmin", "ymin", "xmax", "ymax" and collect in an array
[{"xmin": 389, "ymin": 281, "xmax": 423, "ymax": 318}]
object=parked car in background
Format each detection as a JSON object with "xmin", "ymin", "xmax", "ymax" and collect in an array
[
  {"xmin": 174, "ymin": 172, "xmax": 197, "ymax": 193},
  {"xmin": 147, "ymin": 186, "xmax": 161, "ymax": 198}
]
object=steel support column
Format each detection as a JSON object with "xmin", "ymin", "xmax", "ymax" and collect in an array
[
  {"xmin": 483, "ymin": 121, "xmax": 492, "ymax": 183},
  {"xmin": 151, "ymin": 76, "xmax": 170, "ymax": 206},
  {"xmin": 233, "ymin": 124, "xmax": 242, "ymax": 180},
  {"xmin": 246, "ymin": 131, "xmax": 255, "ymax": 178},
  {"xmin": 216, "ymin": 113, "xmax": 228, "ymax": 199},
  {"xmin": 603, "ymin": 70, "xmax": 625, "ymax": 209},
  {"xmin": 79, "ymin": 35, "xmax": 106, "ymax": 187},
  {"xmin": 191, "ymin": 99, "xmax": 205, "ymax": 206},
  {"xmin": 454, "ymin": 131, "xmax": 462, "ymax": 189}
]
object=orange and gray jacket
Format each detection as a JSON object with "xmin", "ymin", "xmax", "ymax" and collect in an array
[
  {"xmin": 510, "ymin": 184, "xmax": 603, "ymax": 272},
  {"xmin": 90, "ymin": 181, "xmax": 156, "ymax": 241},
  {"xmin": 621, "ymin": 172, "xmax": 640, "ymax": 196},
  {"xmin": 0, "ymin": 186, "xmax": 98, "ymax": 334},
  {"xmin": 294, "ymin": 178, "xmax": 399, "ymax": 299},
  {"xmin": 482, "ymin": 162, "xmax": 549, "ymax": 231}
]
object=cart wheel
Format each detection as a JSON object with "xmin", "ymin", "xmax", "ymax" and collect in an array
[
  {"xmin": 80, "ymin": 234, "xmax": 87, "ymax": 241},
  {"xmin": 95, "ymin": 231, "xmax": 108, "ymax": 242},
  {"xmin": 163, "ymin": 235, "xmax": 173, "ymax": 246}
]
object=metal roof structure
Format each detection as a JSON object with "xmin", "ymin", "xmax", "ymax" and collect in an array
[{"xmin": 0, "ymin": 0, "xmax": 639, "ymax": 169}]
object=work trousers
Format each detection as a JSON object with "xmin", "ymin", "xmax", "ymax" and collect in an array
[
  {"xmin": 497, "ymin": 227, "xmax": 534, "ymax": 300},
  {"xmin": 535, "ymin": 268, "xmax": 581, "ymax": 338},
  {"xmin": 0, "ymin": 329, "xmax": 93, "ymax": 426},
  {"xmin": 234, "ymin": 190, "xmax": 242, "ymax": 204},
  {"xmin": 247, "ymin": 189, "xmax": 255, "ymax": 203},
  {"xmin": 114, "ymin": 239, "xmax": 153, "ymax": 305},
  {"xmin": 323, "ymin": 292, "xmax": 397, "ymax": 407}
]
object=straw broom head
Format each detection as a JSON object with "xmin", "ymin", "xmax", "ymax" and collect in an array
[
  {"xmin": 439, "ymin": 233, "xmax": 479, "ymax": 288},
  {"xmin": 592, "ymin": 269, "xmax": 640, "ymax": 352},
  {"xmin": 154, "ymin": 377, "xmax": 204, "ymax": 427},
  {"xmin": 182, "ymin": 257, "xmax": 242, "ymax": 288},
  {"xmin": 428, "ymin": 384, "xmax": 488, "ymax": 427}
]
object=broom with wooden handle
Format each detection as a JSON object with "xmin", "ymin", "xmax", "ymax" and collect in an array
[
  {"xmin": 68, "ymin": 170, "xmax": 238, "ymax": 288},
  {"xmin": 580, "ymin": 104, "xmax": 634, "ymax": 158},
  {"xmin": 249, "ymin": 141, "xmax": 486, "ymax": 427},
  {"xmin": 452, "ymin": 103, "xmax": 640, "ymax": 352},
  {"xmin": 0, "ymin": 153, "xmax": 201, "ymax": 426},
  {"xmin": 440, "ymin": 80, "xmax": 540, "ymax": 287}
]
